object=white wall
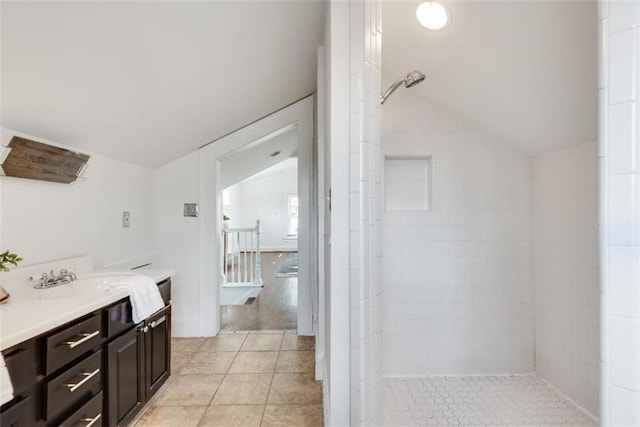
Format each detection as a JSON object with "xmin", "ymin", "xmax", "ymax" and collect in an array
[
  {"xmin": 155, "ymin": 151, "xmax": 202, "ymax": 337},
  {"xmin": 226, "ymin": 164, "xmax": 298, "ymax": 252},
  {"xmin": 599, "ymin": 1, "xmax": 640, "ymax": 425},
  {"xmin": 533, "ymin": 142, "xmax": 600, "ymax": 417},
  {"xmin": 1, "ymin": 128, "xmax": 156, "ymax": 268},
  {"xmin": 381, "ymin": 95, "xmax": 534, "ymax": 376}
]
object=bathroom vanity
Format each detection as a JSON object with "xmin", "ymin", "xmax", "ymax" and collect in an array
[{"xmin": 0, "ymin": 259, "xmax": 173, "ymax": 427}]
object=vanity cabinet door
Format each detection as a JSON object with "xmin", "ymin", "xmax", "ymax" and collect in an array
[
  {"xmin": 106, "ymin": 327, "xmax": 144, "ymax": 427},
  {"xmin": 144, "ymin": 305, "xmax": 171, "ymax": 399}
]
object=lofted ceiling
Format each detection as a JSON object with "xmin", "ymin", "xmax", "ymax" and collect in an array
[
  {"xmin": 1, "ymin": 1, "xmax": 325, "ymax": 168},
  {"xmin": 220, "ymin": 126, "xmax": 298, "ymax": 189},
  {"xmin": 1, "ymin": 1, "xmax": 597, "ymax": 167},
  {"xmin": 383, "ymin": 0, "xmax": 598, "ymax": 154}
]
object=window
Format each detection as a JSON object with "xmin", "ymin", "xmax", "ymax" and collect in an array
[{"xmin": 287, "ymin": 194, "xmax": 299, "ymax": 237}]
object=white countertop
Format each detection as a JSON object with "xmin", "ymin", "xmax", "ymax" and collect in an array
[{"xmin": 0, "ymin": 269, "xmax": 174, "ymax": 351}]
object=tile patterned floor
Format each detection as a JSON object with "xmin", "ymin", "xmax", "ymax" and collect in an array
[
  {"xmin": 383, "ymin": 376, "xmax": 598, "ymax": 427},
  {"xmin": 132, "ymin": 331, "xmax": 322, "ymax": 427}
]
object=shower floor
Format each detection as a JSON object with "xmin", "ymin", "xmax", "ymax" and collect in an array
[{"xmin": 383, "ymin": 376, "xmax": 597, "ymax": 426}]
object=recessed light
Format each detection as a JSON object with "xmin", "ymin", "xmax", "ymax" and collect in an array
[
  {"xmin": 270, "ymin": 151, "xmax": 280, "ymax": 157},
  {"xmin": 416, "ymin": 2, "xmax": 451, "ymax": 31}
]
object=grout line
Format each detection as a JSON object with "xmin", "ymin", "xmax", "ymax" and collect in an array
[{"xmin": 261, "ymin": 348, "xmax": 280, "ymax": 426}]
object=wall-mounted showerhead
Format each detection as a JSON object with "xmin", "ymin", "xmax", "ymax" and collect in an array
[{"xmin": 380, "ymin": 70, "xmax": 426, "ymax": 104}]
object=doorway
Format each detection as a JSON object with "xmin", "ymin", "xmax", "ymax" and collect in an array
[
  {"xmin": 219, "ymin": 157, "xmax": 300, "ymax": 331},
  {"xmin": 197, "ymin": 95, "xmax": 315, "ymax": 337}
]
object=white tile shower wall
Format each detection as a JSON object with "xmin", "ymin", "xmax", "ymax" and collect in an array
[
  {"xmin": 349, "ymin": 0, "xmax": 382, "ymax": 424},
  {"xmin": 599, "ymin": 0, "xmax": 640, "ymax": 425},
  {"xmin": 381, "ymin": 97, "xmax": 534, "ymax": 376},
  {"xmin": 533, "ymin": 142, "xmax": 600, "ymax": 418}
]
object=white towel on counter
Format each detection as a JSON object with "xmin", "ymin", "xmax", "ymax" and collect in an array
[
  {"xmin": 0, "ymin": 353, "xmax": 14, "ymax": 406},
  {"xmin": 110, "ymin": 275, "xmax": 164, "ymax": 323}
]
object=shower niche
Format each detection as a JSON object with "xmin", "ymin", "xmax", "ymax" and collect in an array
[{"xmin": 383, "ymin": 156, "xmax": 432, "ymax": 211}]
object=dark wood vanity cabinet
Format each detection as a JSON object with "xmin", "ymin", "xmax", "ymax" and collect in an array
[
  {"xmin": 103, "ymin": 278, "xmax": 172, "ymax": 427},
  {"xmin": 145, "ymin": 306, "xmax": 171, "ymax": 399},
  {"xmin": 106, "ymin": 326, "xmax": 145, "ymax": 426},
  {"xmin": 0, "ymin": 277, "xmax": 172, "ymax": 427}
]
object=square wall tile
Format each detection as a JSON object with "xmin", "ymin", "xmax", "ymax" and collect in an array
[
  {"xmin": 611, "ymin": 316, "xmax": 640, "ymax": 391},
  {"xmin": 608, "ymin": 29, "xmax": 639, "ymax": 104},
  {"xmin": 610, "ymin": 246, "xmax": 640, "ymax": 318},
  {"xmin": 608, "ymin": 0, "xmax": 640, "ymax": 34},
  {"xmin": 611, "ymin": 385, "xmax": 640, "ymax": 426},
  {"xmin": 608, "ymin": 174, "xmax": 639, "ymax": 246},
  {"xmin": 608, "ymin": 101, "xmax": 638, "ymax": 173}
]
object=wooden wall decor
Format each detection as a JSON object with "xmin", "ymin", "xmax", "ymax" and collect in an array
[{"xmin": 1, "ymin": 136, "xmax": 90, "ymax": 184}]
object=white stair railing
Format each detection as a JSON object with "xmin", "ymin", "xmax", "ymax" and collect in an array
[{"xmin": 222, "ymin": 220, "xmax": 262, "ymax": 287}]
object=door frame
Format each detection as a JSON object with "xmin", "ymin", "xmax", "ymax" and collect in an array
[{"xmin": 197, "ymin": 96, "xmax": 316, "ymax": 336}]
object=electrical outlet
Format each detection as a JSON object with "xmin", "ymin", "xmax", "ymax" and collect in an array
[{"xmin": 122, "ymin": 211, "xmax": 131, "ymax": 228}]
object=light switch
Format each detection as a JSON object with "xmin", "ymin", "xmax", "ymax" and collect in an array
[
  {"xmin": 184, "ymin": 203, "xmax": 199, "ymax": 217},
  {"xmin": 122, "ymin": 211, "xmax": 131, "ymax": 228}
]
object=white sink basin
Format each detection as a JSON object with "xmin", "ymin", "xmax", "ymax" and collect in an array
[{"xmin": 34, "ymin": 274, "xmax": 135, "ymax": 300}]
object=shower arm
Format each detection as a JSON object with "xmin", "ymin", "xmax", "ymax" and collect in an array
[{"xmin": 380, "ymin": 77, "xmax": 406, "ymax": 105}]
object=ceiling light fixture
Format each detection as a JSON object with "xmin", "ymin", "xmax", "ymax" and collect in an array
[{"xmin": 416, "ymin": 2, "xmax": 451, "ymax": 30}]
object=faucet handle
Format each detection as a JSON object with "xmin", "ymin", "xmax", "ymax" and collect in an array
[{"xmin": 29, "ymin": 272, "xmax": 48, "ymax": 282}]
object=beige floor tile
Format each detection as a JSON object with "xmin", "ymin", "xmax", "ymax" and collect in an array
[
  {"xmin": 285, "ymin": 329, "xmax": 297, "ymax": 334},
  {"xmin": 134, "ymin": 405, "xmax": 206, "ymax": 427},
  {"xmin": 262, "ymin": 404, "xmax": 323, "ymax": 427},
  {"xmin": 281, "ymin": 334, "xmax": 315, "ymax": 351},
  {"xmin": 229, "ymin": 351, "xmax": 278, "ymax": 373},
  {"xmin": 197, "ymin": 405, "xmax": 264, "ymax": 426},
  {"xmin": 171, "ymin": 352, "xmax": 195, "ymax": 372},
  {"xmin": 154, "ymin": 374, "xmax": 224, "ymax": 406},
  {"xmin": 211, "ymin": 373, "xmax": 272, "ymax": 405},
  {"xmin": 275, "ymin": 351, "xmax": 315, "ymax": 373},
  {"xmin": 200, "ymin": 334, "xmax": 247, "ymax": 352},
  {"xmin": 180, "ymin": 352, "xmax": 236, "ymax": 375},
  {"xmin": 241, "ymin": 333, "xmax": 284, "ymax": 351},
  {"xmin": 248, "ymin": 330, "xmax": 286, "ymax": 335},
  {"xmin": 267, "ymin": 373, "xmax": 322, "ymax": 404},
  {"xmin": 172, "ymin": 337, "xmax": 206, "ymax": 353}
]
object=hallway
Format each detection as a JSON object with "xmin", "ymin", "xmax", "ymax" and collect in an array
[{"xmin": 221, "ymin": 252, "xmax": 298, "ymax": 331}]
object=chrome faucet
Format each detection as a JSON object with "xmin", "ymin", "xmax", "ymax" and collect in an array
[
  {"xmin": 59, "ymin": 269, "xmax": 77, "ymax": 281},
  {"xmin": 31, "ymin": 269, "xmax": 77, "ymax": 289}
]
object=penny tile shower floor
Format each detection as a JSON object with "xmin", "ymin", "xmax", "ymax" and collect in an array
[
  {"xmin": 383, "ymin": 376, "xmax": 597, "ymax": 426},
  {"xmin": 132, "ymin": 331, "xmax": 322, "ymax": 427}
]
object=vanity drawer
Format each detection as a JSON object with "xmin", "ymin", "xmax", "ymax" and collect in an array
[
  {"xmin": 46, "ymin": 314, "xmax": 102, "ymax": 375},
  {"xmin": 58, "ymin": 391, "xmax": 102, "ymax": 427},
  {"xmin": 106, "ymin": 299, "xmax": 134, "ymax": 339},
  {"xmin": 45, "ymin": 350, "xmax": 102, "ymax": 421},
  {"xmin": 3, "ymin": 339, "xmax": 37, "ymax": 396},
  {"xmin": 158, "ymin": 279, "xmax": 171, "ymax": 306}
]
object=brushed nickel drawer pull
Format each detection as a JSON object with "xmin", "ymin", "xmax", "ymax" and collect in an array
[
  {"xmin": 64, "ymin": 368, "xmax": 100, "ymax": 392},
  {"xmin": 81, "ymin": 413, "xmax": 101, "ymax": 427},
  {"xmin": 63, "ymin": 330, "xmax": 100, "ymax": 348},
  {"xmin": 150, "ymin": 316, "xmax": 166, "ymax": 329}
]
